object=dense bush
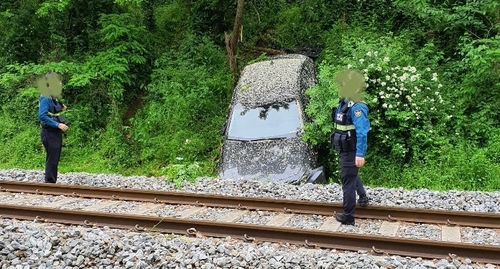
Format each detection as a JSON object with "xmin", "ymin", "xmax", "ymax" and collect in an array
[
  {"xmin": 305, "ymin": 25, "xmax": 499, "ymax": 190},
  {"xmin": 129, "ymin": 34, "xmax": 233, "ymax": 176},
  {"xmin": 0, "ymin": 0, "xmax": 498, "ymax": 191}
]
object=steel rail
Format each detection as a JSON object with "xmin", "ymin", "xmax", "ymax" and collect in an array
[
  {"xmin": 0, "ymin": 204, "xmax": 499, "ymax": 265},
  {"xmin": 1, "ymin": 181, "xmax": 500, "ymax": 228}
]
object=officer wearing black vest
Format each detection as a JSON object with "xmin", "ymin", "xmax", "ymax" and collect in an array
[
  {"xmin": 331, "ymin": 70, "xmax": 370, "ymax": 225},
  {"xmin": 38, "ymin": 72, "xmax": 68, "ymax": 183}
]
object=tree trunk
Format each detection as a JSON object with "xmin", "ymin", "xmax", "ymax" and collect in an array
[
  {"xmin": 225, "ymin": 0, "xmax": 244, "ymax": 75},
  {"xmin": 186, "ymin": 0, "xmax": 192, "ymax": 15}
]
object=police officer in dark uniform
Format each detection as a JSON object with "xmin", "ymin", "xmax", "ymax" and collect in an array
[
  {"xmin": 38, "ymin": 73, "xmax": 68, "ymax": 183},
  {"xmin": 331, "ymin": 70, "xmax": 370, "ymax": 225}
]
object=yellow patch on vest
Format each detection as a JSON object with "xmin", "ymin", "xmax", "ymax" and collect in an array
[{"xmin": 354, "ymin": 110, "xmax": 362, "ymax": 117}]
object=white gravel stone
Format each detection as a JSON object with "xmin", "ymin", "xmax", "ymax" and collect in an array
[{"xmin": 1, "ymin": 169, "xmax": 499, "ymax": 268}]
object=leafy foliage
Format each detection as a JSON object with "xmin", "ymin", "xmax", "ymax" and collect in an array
[
  {"xmin": 0, "ymin": 0, "xmax": 499, "ymax": 191},
  {"xmin": 129, "ymin": 34, "xmax": 232, "ymax": 176},
  {"xmin": 305, "ymin": 24, "xmax": 499, "ymax": 189}
]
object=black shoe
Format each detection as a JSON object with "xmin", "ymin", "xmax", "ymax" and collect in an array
[
  {"xmin": 358, "ymin": 195, "xmax": 369, "ymax": 207},
  {"xmin": 335, "ymin": 214, "xmax": 355, "ymax": 225}
]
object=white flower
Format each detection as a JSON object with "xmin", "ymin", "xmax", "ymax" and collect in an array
[
  {"xmin": 366, "ymin": 51, "xmax": 372, "ymax": 57},
  {"xmin": 347, "ymin": 64, "xmax": 353, "ymax": 69},
  {"xmin": 359, "ymin": 59, "xmax": 365, "ymax": 64},
  {"xmin": 395, "ymin": 94, "xmax": 400, "ymax": 98},
  {"xmin": 447, "ymin": 115, "xmax": 453, "ymax": 119},
  {"xmin": 399, "ymin": 73, "xmax": 408, "ymax": 82},
  {"xmin": 409, "ymin": 66, "xmax": 417, "ymax": 73},
  {"xmin": 385, "ymin": 75, "xmax": 391, "ymax": 80},
  {"xmin": 382, "ymin": 103, "xmax": 388, "ymax": 108},
  {"xmin": 383, "ymin": 57, "xmax": 390, "ymax": 62},
  {"xmin": 372, "ymin": 98, "xmax": 378, "ymax": 103},
  {"xmin": 438, "ymin": 84, "xmax": 442, "ymax": 88},
  {"xmin": 374, "ymin": 51, "xmax": 379, "ymax": 56},
  {"xmin": 381, "ymin": 82, "xmax": 386, "ymax": 86},
  {"xmin": 426, "ymin": 67, "xmax": 431, "ymax": 71},
  {"xmin": 376, "ymin": 66, "xmax": 382, "ymax": 71},
  {"xmin": 379, "ymin": 91, "xmax": 385, "ymax": 95},
  {"xmin": 388, "ymin": 104, "xmax": 393, "ymax": 109},
  {"xmin": 431, "ymin": 73, "xmax": 438, "ymax": 81}
]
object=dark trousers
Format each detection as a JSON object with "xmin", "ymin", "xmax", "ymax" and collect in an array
[
  {"xmin": 41, "ymin": 128, "xmax": 62, "ymax": 183},
  {"xmin": 339, "ymin": 151, "xmax": 366, "ymax": 220}
]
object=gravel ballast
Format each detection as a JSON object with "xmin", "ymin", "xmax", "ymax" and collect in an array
[{"xmin": 0, "ymin": 169, "xmax": 499, "ymax": 269}]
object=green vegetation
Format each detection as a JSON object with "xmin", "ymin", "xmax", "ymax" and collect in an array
[{"xmin": 0, "ymin": 0, "xmax": 498, "ymax": 191}]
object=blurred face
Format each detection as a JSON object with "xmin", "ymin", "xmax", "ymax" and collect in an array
[
  {"xmin": 37, "ymin": 72, "xmax": 62, "ymax": 98},
  {"xmin": 336, "ymin": 69, "xmax": 365, "ymax": 102}
]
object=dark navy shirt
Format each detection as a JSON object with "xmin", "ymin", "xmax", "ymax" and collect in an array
[{"xmin": 38, "ymin": 96, "xmax": 59, "ymax": 129}]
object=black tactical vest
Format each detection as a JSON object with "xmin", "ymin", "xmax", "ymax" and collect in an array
[
  {"xmin": 48, "ymin": 96, "xmax": 66, "ymax": 124},
  {"xmin": 331, "ymin": 100, "xmax": 357, "ymax": 152}
]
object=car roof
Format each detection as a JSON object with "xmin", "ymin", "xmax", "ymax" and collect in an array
[{"xmin": 231, "ymin": 54, "xmax": 316, "ymax": 107}]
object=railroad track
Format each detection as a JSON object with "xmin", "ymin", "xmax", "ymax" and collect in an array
[{"xmin": 0, "ymin": 181, "xmax": 499, "ymax": 265}]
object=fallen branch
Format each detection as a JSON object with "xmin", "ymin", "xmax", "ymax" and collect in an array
[{"xmin": 253, "ymin": 46, "xmax": 286, "ymax": 55}]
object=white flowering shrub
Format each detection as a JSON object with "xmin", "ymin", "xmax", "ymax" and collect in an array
[
  {"xmin": 305, "ymin": 33, "xmax": 453, "ymax": 162},
  {"xmin": 352, "ymin": 51, "xmax": 453, "ymax": 159}
]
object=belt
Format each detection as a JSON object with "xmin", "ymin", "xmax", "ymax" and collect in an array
[{"xmin": 41, "ymin": 124, "xmax": 58, "ymax": 131}]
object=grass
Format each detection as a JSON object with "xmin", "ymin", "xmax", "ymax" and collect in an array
[{"xmin": 1, "ymin": 123, "xmax": 498, "ymax": 192}]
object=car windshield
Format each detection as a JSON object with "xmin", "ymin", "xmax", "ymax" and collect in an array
[{"xmin": 227, "ymin": 101, "xmax": 303, "ymax": 141}]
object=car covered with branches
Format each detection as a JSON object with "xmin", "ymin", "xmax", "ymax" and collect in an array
[{"xmin": 218, "ymin": 54, "xmax": 325, "ymax": 184}]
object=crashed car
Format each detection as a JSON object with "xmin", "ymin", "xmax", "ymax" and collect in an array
[{"xmin": 218, "ymin": 54, "xmax": 325, "ymax": 184}]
